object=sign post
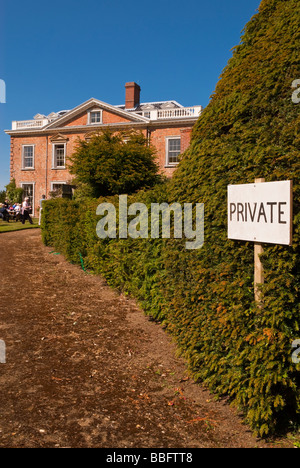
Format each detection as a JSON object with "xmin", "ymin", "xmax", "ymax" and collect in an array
[
  {"xmin": 254, "ymin": 178, "xmax": 265, "ymax": 304},
  {"xmin": 254, "ymin": 242, "xmax": 264, "ymax": 304},
  {"xmin": 253, "ymin": 179, "xmax": 265, "ymax": 304},
  {"xmin": 228, "ymin": 179, "xmax": 293, "ymax": 304}
]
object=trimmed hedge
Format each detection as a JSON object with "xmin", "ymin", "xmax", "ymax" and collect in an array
[{"xmin": 42, "ymin": 0, "xmax": 300, "ymax": 436}]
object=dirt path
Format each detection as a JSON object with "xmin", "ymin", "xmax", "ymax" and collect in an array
[{"xmin": 0, "ymin": 230, "xmax": 284, "ymax": 448}]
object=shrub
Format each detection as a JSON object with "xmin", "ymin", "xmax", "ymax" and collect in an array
[
  {"xmin": 5, "ymin": 179, "xmax": 23, "ymax": 204},
  {"xmin": 69, "ymin": 129, "xmax": 163, "ymax": 198},
  {"xmin": 0, "ymin": 190, "xmax": 6, "ymax": 203}
]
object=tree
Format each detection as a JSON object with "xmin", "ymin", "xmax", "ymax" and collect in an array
[
  {"xmin": 167, "ymin": 0, "xmax": 300, "ymax": 436},
  {"xmin": 69, "ymin": 129, "xmax": 163, "ymax": 198},
  {"xmin": 0, "ymin": 190, "xmax": 6, "ymax": 203},
  {"xmin": 5, "ymin": 179, "xmax": 23, "ymax": 203}
]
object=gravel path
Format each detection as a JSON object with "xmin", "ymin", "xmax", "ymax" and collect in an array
[{"xmin": 0, "ymin": 230, "xmax": 280, "ymax": 448}]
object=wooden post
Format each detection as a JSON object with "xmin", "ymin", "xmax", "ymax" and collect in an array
[
  {"xmin": 254, "ymin": 242, "xmax": 264, "ymax": 303},
  {"xmin": 254, "ymin": 178, "xmax": 265, "ymax": 304}
]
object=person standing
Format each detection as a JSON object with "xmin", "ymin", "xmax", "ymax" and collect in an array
[
  {"xmin": 0, "ymin": 203, "xmax": 9, "ymax": 222},
  {"xmin": 22, "ymin": 197, "xmax": 33, "ymax": 225},
  {"xmin": 39, "ymin": 195, "xmax": 46, "ymax": 225},
  {"xmin": 15, "ymin": 203, "xmax": 21, "ymax": 222}
]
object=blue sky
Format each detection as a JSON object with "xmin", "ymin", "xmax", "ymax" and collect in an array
[{"xmin": 0, "ymin": 0, "xmax": 261, "ymax": 190}]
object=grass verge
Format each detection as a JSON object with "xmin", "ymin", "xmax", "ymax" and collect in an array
[{"xmin": 0, "ymin": 218, "xmax": 40, "ymax": 233}]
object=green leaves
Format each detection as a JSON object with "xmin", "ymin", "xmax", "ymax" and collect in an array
[{"xmin": 69, "ymin": 129, "xmax": 162, "ymax": 198}]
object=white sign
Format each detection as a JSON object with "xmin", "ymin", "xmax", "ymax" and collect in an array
[{"xmin": 228, "ymin": 181, "xmax": 293, "ymax": 245}]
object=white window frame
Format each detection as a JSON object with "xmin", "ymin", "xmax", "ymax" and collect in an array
[
  {"xmin": 52, "ymin": 143, "xmax": 66, "ymax": 169},
  {"xmin": 165, "ymin": 136, "xmax": 181, "ymax": 167},
  {"xmin": 20, "ymin": 182, "xmax": 35, "ymax": 215},
  {"xmin": 22, "ymin": 145, "xmax": 35, "ymax": 170},
  {"xmin": 88, "ymin": 109, "xmax": 103, "ymax": 125},
  {"xmin": 50, "ymin": 181, "xmax": 67, "ymax": 192}
]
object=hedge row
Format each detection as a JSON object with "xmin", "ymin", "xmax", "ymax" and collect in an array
[
  {"xmin": 41, "ymin": 187, "xmax": 170, "ymax": 322},
  {"xmin": 41, "ymin": 0, "xmax": 300, "ymax": 436},
  {"xmin": 41, "ymin": 180, "xmax": 300, "ymax": 437}
]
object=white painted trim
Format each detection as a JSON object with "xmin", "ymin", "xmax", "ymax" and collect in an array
[
  {"xmin": 5, "ymin": 117, "xmax": 199, "ymax": 136},
  {"xmin": 20, "ymin": 182, "xmax": 35, "ymax": 215},
  {"xmin": 165, "ymin": 136, "xmax": 181, "ymax": 166},
  {"xmin": 43, "ymin": 98, "xmax": 150, "ymax": 130},
  {"xmin": 88, "ymin": 109, "xmax": 103, "ymax": 125},
  {"xmin": 22, "ymin": 144, "xmax": 35, "ymax": 170},
  {"xmin": 52, "ymin": 142, "xmax": 67, "ymax": 169},
  {"xmin": 50, "ymin": 181, "xmax": 67, "ymax": 191}
]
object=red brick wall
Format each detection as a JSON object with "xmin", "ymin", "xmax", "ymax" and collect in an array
[
  {"xmin": 10, "ymin": 112, "xmax": 194, "ymax": 215},
  {"xmin": 65, "ymin": 112, "xmax": 88, "ymax": 127},
  {"xmin": 64, "ymin": 110, "xmax": 133, "ymax": 127},
  {"xmin": 150, "ymin": 126, "xmax": 193, "ymax": 177},
  {"xmin": 11, "ymin": 134, "xmax": 76, "ymax": 216},
  {"xmin": 102, "ymin": 110, "xmax": 132, "ymax": 125},
  {"xmin": 180, "ymin": 128, "xmax": 193, "ymax": 152}
]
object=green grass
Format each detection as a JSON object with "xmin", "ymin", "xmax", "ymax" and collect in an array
[{"xmin": 0, "ymin": 218, "xmax": 40, "ymax": 233}]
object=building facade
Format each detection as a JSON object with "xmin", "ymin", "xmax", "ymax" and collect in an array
[{"xmin": 6, "ymin": 83, "xmax": 202, "ymax": 216}]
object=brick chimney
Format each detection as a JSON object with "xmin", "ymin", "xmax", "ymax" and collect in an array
[{"xmin": 125, "ymin": 82, "xmax": 141, "ymax": 109}]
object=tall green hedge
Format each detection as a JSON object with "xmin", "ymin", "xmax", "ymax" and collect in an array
[{"xmin": 42, "ymin": 0, "xmax": 300, "ymax": 436}]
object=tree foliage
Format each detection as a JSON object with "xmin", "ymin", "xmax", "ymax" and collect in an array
[
  {"xmin": 0, "ymin": 190, "xmax": 6, "ymax": 203},
  {"xmin": 69, "ymin": 129, "xmax": 163, "ymax": 198},
  {"xmin": 5, "ymin": 179, "xmax": 23, "ymax": 204},
  {"xmin": 166, "ymin": 0, "xmax": 300, "ymax": 436}
]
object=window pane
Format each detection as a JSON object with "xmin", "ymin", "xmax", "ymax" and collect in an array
[
  {"xmin": 24, "ymin": 147, "xmax": 33, "ymax": 157},
  {"xmin": 55, "ymin": 145, "xmax": 65, "ymax": 167},
  {"xmin": 22, "ymin": 184, "xmax": 33, "ymax": 209},
  {"xmin": 169, "ymin": 139, "xmax": 180, "ymax": 151},
  {"xmin": 23, "ymin": 146, "xmax": 34, "ymax": 168},
  {"xmin": 169, "ymin": 154, "xmax": 180, "ymax": 164},
  {"xmin": 52, "ymin": 184, "xmax": 63, "ymax": 192},
  {"xmin": 167, "ymin": 138, "xmax": 181, "ymax": 165},
  {"xmin": 90, "ymin": 112, "xmax": 101, "ymax": 123}
]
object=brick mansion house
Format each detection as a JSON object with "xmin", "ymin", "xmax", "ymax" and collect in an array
[{"xmin": 6, "ymin": 82, "xmax": 202, "ymax": 216}]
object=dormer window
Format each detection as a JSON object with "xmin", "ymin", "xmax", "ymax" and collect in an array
[{"xmin": 88, "ymin": 109, "xmax": 102, "ymax": 125}]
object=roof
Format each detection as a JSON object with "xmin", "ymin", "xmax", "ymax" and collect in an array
[
  {"xmin": 115, "ymin": 100, "xmax": 184, "ymax": 112},
  {"xmin": 6, "ymin": 97, "xmax": 202, "ymax": 135}
]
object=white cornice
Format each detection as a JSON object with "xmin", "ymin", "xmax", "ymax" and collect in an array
[
  {"xmin": 43, "ymin": 98, "xmax": 150, "ymax": 130},
  {"xmin": 5, "ymin": 117, "xmax": 199, "ymax": 136}
]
